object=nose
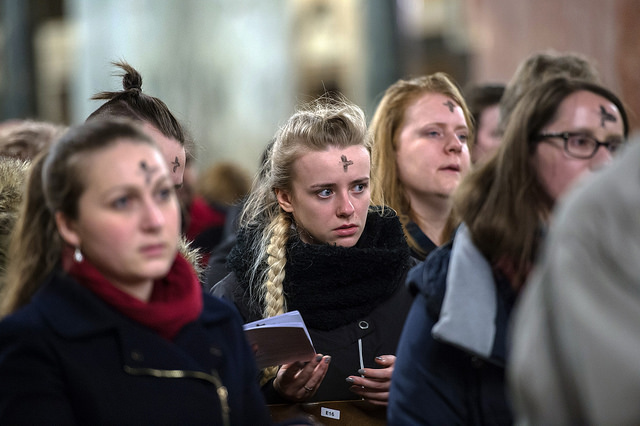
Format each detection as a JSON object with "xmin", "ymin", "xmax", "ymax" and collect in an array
[
  {"xmin": 590, "ymin": 144, "xmax": 613, "ymax": 170},
  {"xmin": 336, "ymin": 191, "xmax": 355, "ymax": 217},
  {"xmin": 142, "ymin": 200, "xmax": 165, "ymax": 230},
  {"xmin": 445, "ymin": 133, "xmax": 464, "ymax": 153}
]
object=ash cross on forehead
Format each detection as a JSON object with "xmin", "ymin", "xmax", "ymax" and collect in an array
[
  {"xmin": 443, "ymin": 100, "xmax": 456, "ymax": 112},
  {"xmin": 599, "ymin": 105, "xmax": 617, "ymax": 128},
  {"xmin": 171, "ymin": 156, "xmax": 180, "ymax": 173},
  {"xmin": 340, "ymin": 155, "xmax": 353, "ymax": 172},
  {"xmin": 139, "ymin": 161, "xmax": 159, "ymax": 185}
]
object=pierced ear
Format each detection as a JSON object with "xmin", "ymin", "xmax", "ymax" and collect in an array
[
  {"xmin": 54, "ymin": 211, "xmax": 81, "ymax": 248},
  {"xmin": 275, "ymin": 189, "xmax": 294, "ymax": 213}
]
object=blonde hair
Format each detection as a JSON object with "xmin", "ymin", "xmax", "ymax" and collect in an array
[{"xmin": 370, "ymin": 72, "xmax": 473, "ymax": 258}]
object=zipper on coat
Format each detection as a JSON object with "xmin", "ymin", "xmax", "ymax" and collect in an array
[{"xmin": 124, "ymin": 365, "xmax": 230, "ymax": 426}]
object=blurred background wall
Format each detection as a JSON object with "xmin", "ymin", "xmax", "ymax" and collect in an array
[{"xmin": 1, "ymin": 0, "xmax": 638, "ymax": 173}]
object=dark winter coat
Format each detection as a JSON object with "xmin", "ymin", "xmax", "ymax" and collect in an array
[
  {"xmin": 0, "ymin": 269, "xmax": 271, "ymax": 426},
  {"xmin": 388, "ymin": 224, "xmax": 516, "ymax": 425},
  {"xmin": 212, "ymin": 209, "xmax": 415, "ymax": 403}
]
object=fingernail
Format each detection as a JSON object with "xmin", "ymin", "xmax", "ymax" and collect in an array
[
  {"xmin": 324, "ymin": 356, "xmax": 331, "ymax": 364},
  {"xmin": 315, "ymin": 355, "xmax": 322, "ymax": 362},
  {"xmin": 357, "ymin": 368, "xmax": 365, "ymax": 376},
  {"xmin": 345, "ymin": 377, "xmax": 354, "ymax": 384},
  {"xmin": 375, "ymin": 356, "xmax": 383, "ymax": 361}
]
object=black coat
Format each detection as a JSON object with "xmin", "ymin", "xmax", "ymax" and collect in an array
[
  {"xmin": 212, "ymin": 210, "xmax": 415, "ymax": 403},
  {"xmin": 0, "ymin": 269, "xmax": 270, "ymax": 426}
]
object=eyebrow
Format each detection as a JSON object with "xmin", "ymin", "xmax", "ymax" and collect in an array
[{"xmin": 308, "ymin": 177, "xmax": 370, "ymax": 189}]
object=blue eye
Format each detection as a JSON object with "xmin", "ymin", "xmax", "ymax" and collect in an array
[
  {"xmin": 458, "ymin": 134, "xmax": 469, "ymax": 142},
  {"xmin": 156, "ymin": 187, "xmax": 173, "ymax": 201},
  {"xmin": 112, "ymin": 196, "xmax": 130, "ymax": 209},
  {"xmin": 318, "ymin": 189, "xmax": 332, "ymax": 198},
  {"xmin": 353, "ymin": 183, "xmax": 367, "ymax": 193}
]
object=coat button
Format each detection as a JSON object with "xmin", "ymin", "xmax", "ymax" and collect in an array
[
  {"xmin": 131, "ymin": 351, "xmax": 144, "ymax": 361},
  {"xmin": 358, "ymin": 321, "xmax": 369, "ymax": 330}
]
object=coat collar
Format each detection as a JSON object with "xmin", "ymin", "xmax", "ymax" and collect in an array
[
  {"xmin": 34, "ymin": 269, "xmax": 231, "ymax": 339},
  {"xmin": 431, "ymin": 224, "xmax": 506, "ymax": 364}
]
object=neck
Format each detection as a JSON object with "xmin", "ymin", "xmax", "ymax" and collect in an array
[
  {"xmin": 406, "ymin": 193, "xmax": 453, "ymax": 246},
  {"xmin": 110, "ymin": 279, "xmax": 154, "ymax": 302}
]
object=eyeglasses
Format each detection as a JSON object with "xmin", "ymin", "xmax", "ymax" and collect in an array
[{"xmin": 535, "ymin": 132, "xmax": 624, "ymax": 159}]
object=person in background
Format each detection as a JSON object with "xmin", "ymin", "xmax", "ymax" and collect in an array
[
  {"xmin": 0, "ymin": 118, "xmax": 270, "ymax": 425},
  {"xmin": 464, "ymin": 83, "xmax": 505, "ymax": 164},
  {"xmin": 370, "ymin": 72, "xmax": 472, "ymax": 261},
  {"xmin": 211, "ymin": 95, "xmax": 414, "ymax": 409},
  {"xmin": 185, "ymin": 161, "xmax": 251, "ymax": 268},
  {"xmin": 0, "ymin": 119, "xmax": 66, "ymax": 161},
  {"xmin": 0, "ymin": 119, "xmax": 67, "ymax": 293},
  {"xmin": 498, "ymin": 49, "xmax": 600, "ymax": 134},
  {"xmin": 204, "ymin": 140, "xmax": 274, "ymax": 292},
  {"xmin": 87, "ymin": 61, "xmax": 205, "ymax": 277},
  {"xmin": 509, "ymin": 136, "xmax": 640, "ymax": 425},
  {"xmin": 388, "ymin": 77, "xmax": 628, "ymax": 425},
  {"xmin": 87, "ymin": 61, "xmax": 190, "ymax": 189}
]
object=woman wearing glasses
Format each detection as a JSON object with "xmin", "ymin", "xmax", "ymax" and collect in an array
[{"xmin": 388, "ymin": 77, "xmax": 628, "ymax": 425}]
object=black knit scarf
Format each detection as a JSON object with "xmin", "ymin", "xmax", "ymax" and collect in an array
[{"xmin": 227, "ymin": 209, "xmax": 412, "ymax": 330}]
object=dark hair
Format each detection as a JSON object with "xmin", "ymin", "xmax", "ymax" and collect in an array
[
  {"xmin": 87, "ymin": 61, "xmax": 189, "ymax": 152},
  {"xmin": 464, "ymin": 83, "xmax": 505, "ymax": 142},
  {"xmin": 1, "ymin": 118, "xmax": 156, "ymax": 315}
]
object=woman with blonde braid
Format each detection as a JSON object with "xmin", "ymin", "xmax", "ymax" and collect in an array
[{"xmin": 211, "ymin": 95, "xmax": 414, "ymax": 407}]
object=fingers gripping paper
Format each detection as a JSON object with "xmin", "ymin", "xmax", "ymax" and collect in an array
[{"xmin": 243, "ymin": 311, "xmax": 316, "ymax": 368}]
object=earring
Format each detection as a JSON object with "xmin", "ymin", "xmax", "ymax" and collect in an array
[{"xmin": 73, "ymin": 247, "xmax": 83, "ymax": 263}]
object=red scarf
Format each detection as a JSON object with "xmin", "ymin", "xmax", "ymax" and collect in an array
[{"xmin": 66, "ymin": 252, "xmax": 203, "ymax": 340}]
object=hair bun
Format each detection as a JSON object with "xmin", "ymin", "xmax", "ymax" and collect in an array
[{"xmin": 122, "ymin": 69, "xmax": 143, "ymax": 94}]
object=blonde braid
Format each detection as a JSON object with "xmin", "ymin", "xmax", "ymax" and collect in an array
[{"xmin": 260, "ymin": 212, "xmax": 291, "ymax": 384}]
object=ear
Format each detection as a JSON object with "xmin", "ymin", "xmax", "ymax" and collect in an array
[
  {"xmin": 275, "ymin": 188, "xmax": 294, "ymax": 213},
  {"xmin": 55, "ymin": 211, "xmax": 81, "ymax": 248}
]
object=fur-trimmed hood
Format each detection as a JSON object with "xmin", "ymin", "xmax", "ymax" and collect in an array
[{"xmin": 0, "ymin": 158, "xmax": 30, "ymax": 275}]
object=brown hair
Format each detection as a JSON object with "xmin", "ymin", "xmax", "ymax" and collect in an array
[
  {"xmin": 455, "ymin": 77, "xmax": 628, "ymax": 289},
  {"xmin": 499, "ymin": 50, "xmax": 600, "ymax": 133},
  {"xmin": 0, "ymin": 120, "xmax": 66, "ymax": 161},
  {"xmin": 87, "ymin": 61, "xmax": 192, "ymax": 154},
  {"xmin": 195, "ymin": 162, "xmax": 251, "ymax": 206}
]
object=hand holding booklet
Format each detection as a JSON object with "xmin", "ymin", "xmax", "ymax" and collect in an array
[{"xmin": 243, "ymin": 310, "xmax": 316, "ymax": 369}]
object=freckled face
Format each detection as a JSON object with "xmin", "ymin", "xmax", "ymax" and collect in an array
[
  {"xmin": 143, "ymin": 123, "xmax": 185, "ymax": 189},
  {"xmin": 532, "ymin": 90, "xmax": 624, "ymax": 202},
  {"xmin": 276, "ymin": 145, "xmax": 371, "ymax": 247},
  {"xmin": 58, "ymin": 140, "xmax": 180, "ymax": 297},
  {"xmin": 396, "ymin": 92, "xmax": 471, "ymax": 205}
]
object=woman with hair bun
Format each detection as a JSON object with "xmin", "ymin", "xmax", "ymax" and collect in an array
[{"xmin": 87, "ymin": 61, "xmax": 189, "ymax": 189}]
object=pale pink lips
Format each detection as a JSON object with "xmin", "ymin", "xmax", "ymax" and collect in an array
[
  {"xmin": 334, "ymin": 224, "xmax": 358, "ymax": 237},
  {"xmin": 140, "ymin": 243, "xmax": 166, "ymax": 257},
  {"xmin": 440, "ymin": 164, "xmax": 461, "ymax": 172}
]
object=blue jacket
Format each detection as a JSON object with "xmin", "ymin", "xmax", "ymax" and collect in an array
[
  {"xmin": 0, "ymin": 269, "xmax": 270, "ymax": 426},
  {"xmin": 388, "ymin": 225, "xmax": 515, "ymax": 425}
]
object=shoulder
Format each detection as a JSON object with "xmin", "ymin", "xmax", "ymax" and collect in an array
[{"xmin": 405, "ymin": 241, "xmax": 453, "ymax": 319}]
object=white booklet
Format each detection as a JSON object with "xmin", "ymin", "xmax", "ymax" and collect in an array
[{"xmin": 243, "ymin": 310, "xmax": 316, "ymax": 369}]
